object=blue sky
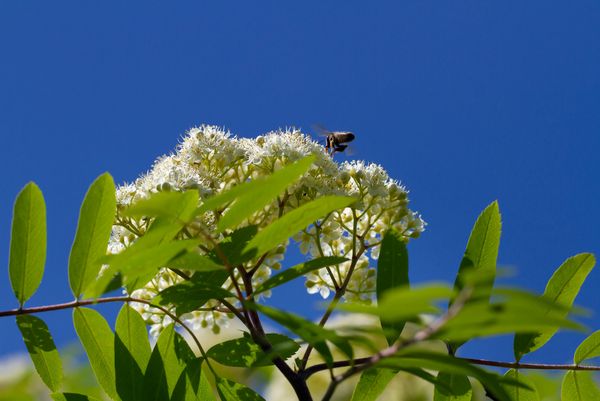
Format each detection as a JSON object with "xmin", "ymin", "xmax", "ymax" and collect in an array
[{"xmin": 1, "ymin": 1, "xmax": 599, "ymax": 370}]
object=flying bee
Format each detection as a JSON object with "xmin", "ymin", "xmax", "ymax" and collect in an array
[{"xmin": 325, "ymin": 131, "xmax": 355, "ymax": 156}]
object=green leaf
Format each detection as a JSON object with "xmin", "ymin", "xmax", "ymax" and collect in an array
[
  {"xmin": 167, "ymin": 251, "xmax": 224, "ymax": 272},
  {"xmin": 574, "ymin": 330, "xmax": 600, "ymax": 364},
  {"xmin": 86, "ymin": 238, "xmax": 200, "ymax": 298},
  {"xmin": 376, "ymin": 230, "xmax": 409, "ymax": 346},
  {"xmin": 438, "ymin": 288, "xmax": 582, "ymax": 342},
  {"xmin": 351, "ymin": 368, "xmax": 397, "ymax": 401},
  {"xmin": 216, "ymin": 378, "xmax": 266, "ymax": 401},
  {"xmin": 216, "ymin": 155, "xmax": 316, "ymax": 232},
  {"xmin": 115, "ymin": 305, "xmax": 151, "ymax": 401},
  {"xmin": 154, "ymin": 278, "xmax": 235, "ymax": 316},
  {"xmin": 73, "ymin": 308, "xmax": 118, "ymax": 400},
  {"xmin": 501, "ymin": 369, "xmax": 539, "ymax": 401},
  {"xmin": 514, "ymin": 253, "xmax": 595, "ymax": 360},
  {"xmin": 254, "ymin": 256, "xmax": 348, "ymax": 295},
  {"xmin": 433, "ymin": 373, "xmax": 472, "ymax": 401},
  {"xmin": 450, "ymin": 201, "xmax": 501, "ymax": 353},
  {"xmin": 212, "ymin": 225, "xmax": 259, "ymax": 266},
  {"xmin": 68, "ymin": 173, "xmax": 116, "ymax": 298},
  {"xmin": 251, "ymin": 303, "xmax": 355, "ymax": 366},
  {"xmin": 561, "ymin": 371, "xmax": 600, "ymax": 401},
  {"xmin": 122, "ymin": 190, "xmax": 199, "ymax": 222},
  {"xmin": 207, "ymin": 333, "xmax": 299, "ymax": 367},
  {"xmin": 171, "ymin": 360, "xmax": 216, "ymax": 401},
  {"xmin": 143, "ymin": 324, "xmax": 194, "ymax": 401},
  {"xmin": 245, "ymin": 195, "xmax": 356, "ymax": 257},
  {"xmin": 16, "ymin": 315, "xmax": 63, "ymax": 392},
  {"xmin": 378, "ymin": 350, "xmax": 514, "ymax": 401},
  {"xmin": 51, "ymin": 393, "xmax": 103, "ymax": 401},
  {"xmin": 9, "ymin": 182, "xmax": 47, "ymax": 306},
  {"xmin": 340, "ymin": 284, "xmax": 453, "ymax": 322}
]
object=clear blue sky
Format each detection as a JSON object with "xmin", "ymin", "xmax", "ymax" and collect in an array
[{"xmin": 1, "ymin": 1, "xmax": 599, "ymax": 369}]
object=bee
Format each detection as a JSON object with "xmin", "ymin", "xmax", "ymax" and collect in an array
[{"xmin": 324, "ymin": 131, "xmax": 355, "ymax": 156}]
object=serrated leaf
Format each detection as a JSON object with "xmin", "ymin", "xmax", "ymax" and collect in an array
[
  {"xmin": 16, "ymin": 315, "xmax": 63, "ymax": 392},
  {"xmin": 514, "ymin": 253, "xmax": 595, "ymax": 360},
  {"xmin": 69, "ymin": 173, "xmax": 116, "ymax": 298},
  {"xmin": 245, "ymin": 195, "xmax": 356, "ymax": 257},
  {"xmin": 351, "ymin": 368, "xmax": 397, "ymax": 401},
  {"xmin": 51, "ymin": 393, "xmax": 103, "ymax": 401},
  {"xmin": 207, "ymin": 333, "xmax": 299, "ymax": 367},
  {"xmin": 216, "ymin": 378, "xmax": 266, "ymax": 401},
  {"xmin": 9, "ymin": 182, "xmax": 47, "ymax": 306},
  {"xmin": 122, "ymin": 190, "xmax": 199, "ymax": 222},
  {"xmin": 143, "ymin": 324, "xmax": 195, "ymax": 401},
  {"xmin": 115, "ymin": 305, "xmax": 151, "ymax": 401},
  {"xmin": 216, "ymin": 155, "xmax": 315, "ymax": 232},
  {"xmin": 561, "ymin": 371, "xmax": 600, "ymax": 401},
  {"xmin": 377, "ymin": 230, "xmax": 409, "ymax": 346},
  {"xmin": 501, "ymin": 369, "xmax": 539, "ymax": 401},
  {"xmin": 574, "ymin": 330, "xmax": 600, "ymax": 364},
  {"xmin": 251, "ymin": 303, "xmax": 355, "ymax": 366},
  {"xmin": 340, "ymin": 284, "xmax": 453, "ymax": 322},
  {"xmin": 433, "ymin": 373, "xmax": 472, "ymax": 401},
  {"xmin": 254, "ymin": 256, "xmax": 347, "ymax": 295},
  {"xmin": 73, "ymin": 308, "xmax": 118, "ymax": 400},
  {"xmin": 450, "ymin": 201, "xmax": 501, "ymax": 353}
]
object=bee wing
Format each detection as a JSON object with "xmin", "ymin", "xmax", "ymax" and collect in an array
[{"xmin": 311, "ymin": 123, "xmax": 331, "ymax": 137}]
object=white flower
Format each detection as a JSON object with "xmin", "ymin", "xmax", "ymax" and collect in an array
[{"xmin": 109, "ymin": 125, "xmax": 425, "ymax": 336}]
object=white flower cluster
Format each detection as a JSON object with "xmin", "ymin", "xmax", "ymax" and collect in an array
[{"xmin": 110, "ymin": 125, "xmax": 425, "ymax": 335}]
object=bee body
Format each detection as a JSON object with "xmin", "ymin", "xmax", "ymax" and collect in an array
[{"xmin": 325, "ymin": 132, "xmax": 355, "ymax": 156}]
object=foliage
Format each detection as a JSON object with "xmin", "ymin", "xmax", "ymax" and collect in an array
[{"xmin": 2, "ymin": 127, "xmax": 599, "ymax": 401}]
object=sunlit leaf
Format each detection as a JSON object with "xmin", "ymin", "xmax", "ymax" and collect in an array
[
  {"xmin": 86, "ymin": 238, "xmax": 200, "ymax": 298},
  {"xmin": 351, "ymin": 368, "xmax": 397, "ymax": 401},
  {"xmin": 216, "ymin": 155, "xmax": 316, "ymax": 232},
  {"xmin": 450, "ymin": 201, "xmax": 501, "ymax": 352},
  {"xmin": 340, "ymin": 284, "xmax": 453, "ymax": 322},
  {"xmin": 9, "ymin": 182, "xmax": 47, "ymax": 306},
  {"xmin": 16, "ymin": 315, "xmax": 63, "ymax": 392},
  {"xmin": 377, "ymin": 230, "xmax": 409, "ymax": 345},
  {"xmin": 207, "ymin": 333, "xmax": 299, "ymax": 367},
  {"xmin": 244, "ymin": 195, "xmax": 356, "ymax": 257},
  {"xmin": 51, "ymin": 393, "xmax": 103, "ymax": 401},
  {"xmin": 73, "ymin": 308, "xmax": 117, "ymax": 400},
  {"xmin": 514, "ymin": 253, "xmax": 595, "ymax": 360},
  {"xmin": 378, "ymin": 349, "xmax": 515, "ymax": 401},
  {"xmin": 122, "ymin": 190, "xmax": 199, "ymax": 222},
  {"xmin": 433, "ymin": 373, "xmax": 472, "ymax": 401},
  {"xmin": 216, "ymin": 378, "xmax": 266, "ymax": 401},
  {"xmin": 438, "ymin": 288, "xmax": 582, "ymax": 342},
  {"xmin": 154, "ymin": 278, "xmax": 235, "ymax": 316},
  {"xmin": 143, "ymin": 324, "xmax": 194, "ymax": 401},
  {"xmin": 254, "ymin": 256, "xmax": 347, "ymax": 295},
  {"xmin": 561, "ymin": 371, "xmax": 600, "ymax": 401},
  {"xmin": 171, "ymin": 360, "xmax": 216, "ymax": 401},
  {"xmin": 167, "ymin": 251, "xmax": 224, "ymax": 272},
  {"xmin": 251, "ymin": 303, "xmax": 355, "ymax": 366},
  {"xmin": 574, "ymin": 330, "xmax": 600, "ymax": 364},
  {"xmin": 115, "ymin": 305, "xmax": 151, "ymax": 401},
  {"xmin": 212, "ymin": 225, "xmax": 258, "ymax": 266},
  {"xmin": 68, "ymin": 173, "xmax": 116, "ymax": 298},
  {"xmin": 501, "ymin": 369, "xmax": 539, "ymax": 401}
]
